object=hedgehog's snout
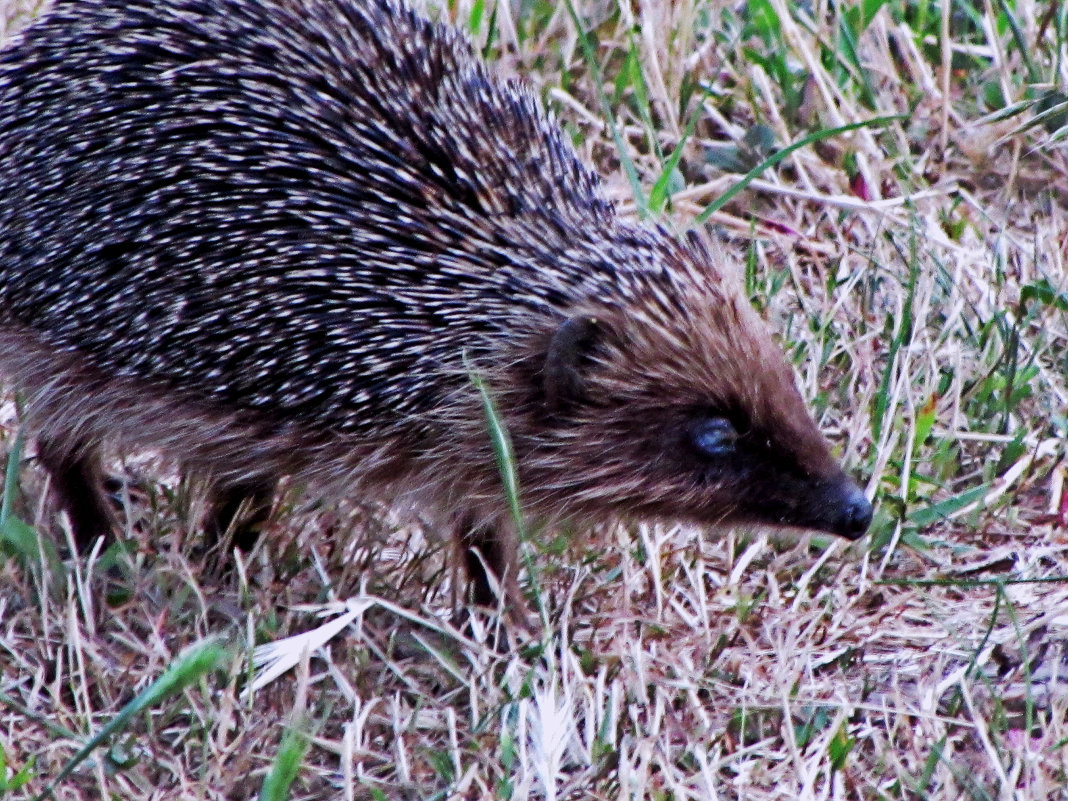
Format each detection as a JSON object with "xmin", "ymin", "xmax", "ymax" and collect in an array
[{"xmin": 822, "ymin": 478, "xmax": 873, "ymax": 539}]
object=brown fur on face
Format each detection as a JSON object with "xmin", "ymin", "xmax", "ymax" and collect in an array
[{"xmin": 493, "ymin": 228, "xmax": 869, "ymax": 542}]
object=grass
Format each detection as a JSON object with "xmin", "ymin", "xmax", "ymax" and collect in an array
[{"xmin": 1, "ymin": 0, "xmax": 1067, "ymax": 798}]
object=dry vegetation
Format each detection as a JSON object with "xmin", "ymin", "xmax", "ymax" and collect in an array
[{"xmin": 1, "ymin": 0, "xmax": 1067, "ymax": 798}]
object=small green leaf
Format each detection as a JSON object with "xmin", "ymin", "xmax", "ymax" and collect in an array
[
  {"xmin": 467, "ymin": 0, "xmax": 485, "ymax": 35},
  {"xmin": 704, "ymin": 143, "xmax": 748, "ymax": 173},
  {"xmin": 746, "ymin": 0, "xmax": 781, "ymax": 40},
  {"xmin": 10, "ymin": 756, "xmax": 35, "ymax": 791},
  {"xmin": 427, "ymin": 749, "xmax": 454, "ymax": 782},
  {"xmin": 914, "ymin": 394, "xmax": 938, "ymax": 445},
  {"xmin": 907, "ymin": 484, "xmax": 990, "ymax": 528},
  {"xmin": 259, "ymin": 726, "xmax": 310, "ymax": 801},
  {"xmin": 1021, "ymin": 278, "xmax": 1068, "ymax": 312},
  {"xmin": 829, "ymin": 725, "xmax": 854, "ymax": 771}
]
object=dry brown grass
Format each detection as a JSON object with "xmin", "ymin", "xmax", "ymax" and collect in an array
[{"xmin": 1, "ymin": 0, "xmax": 1066, "ymax": 798}]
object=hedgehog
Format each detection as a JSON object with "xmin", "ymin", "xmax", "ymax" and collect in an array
[{"xmin": 0, "ymin": 0, "xmax": 872, "ymax": 607}]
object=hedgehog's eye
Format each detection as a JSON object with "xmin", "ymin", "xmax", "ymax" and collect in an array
[{"xmin": 689, "ymin": 417, "xmax": 739, "ymax": 459}]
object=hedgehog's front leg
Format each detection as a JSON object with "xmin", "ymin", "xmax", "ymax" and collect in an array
[
  {"xmin": 456, "ymin": 513, "xmax": 521, "ymax": 609},
  {"xmin": 203, "ymin": 479, "xmax": 278, "ymax": 555},
  {"xmin": 37, "ymin": 437, "xmax": 117, "ymax": 553}
]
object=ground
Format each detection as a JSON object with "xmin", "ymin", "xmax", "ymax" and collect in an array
[{"xmin": 0, "ymin": 0, "xmax": 1066, "ymax": 799}]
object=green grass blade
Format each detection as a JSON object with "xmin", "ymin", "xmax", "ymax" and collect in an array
[
  {"xmin": 695, "ymin": 115, "xmax": 904, "ymax": 223},
  {"xmin": 33, "ymin": 639, "xmax": 227, "ymax": 801},
  {"xmin": 0, "ymin": 428, "xmax": 24, "ymax": 528},
  {"xmin": 649, "ymin": 85, "xmax": 713, "ymax": 214},
  {"xmin": 468, "ymin": 370, "xmax": 524, "ymax": 538}
]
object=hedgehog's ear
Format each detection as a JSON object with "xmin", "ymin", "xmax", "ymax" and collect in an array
[{"xmin": 543, "ymin": 315, "xmax": 600, "ymax": 413}]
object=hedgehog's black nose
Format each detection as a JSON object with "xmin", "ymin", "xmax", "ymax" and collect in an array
[
  {"xmin": 833, "ymin": 481, "xmax": 873, "ymax": 539},
  {"xmin": 782, "ymin": 477, "xmax": 874, "ymax": 539}
]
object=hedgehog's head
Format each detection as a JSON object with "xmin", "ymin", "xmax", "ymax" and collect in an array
[{"xmin": 511, "ymin": 232, "xmax": 872, "ymax": 541}]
